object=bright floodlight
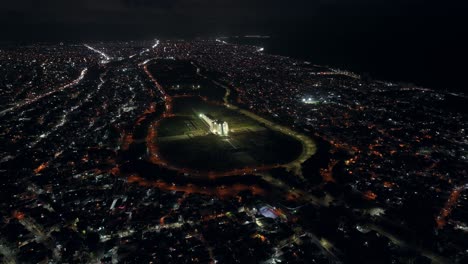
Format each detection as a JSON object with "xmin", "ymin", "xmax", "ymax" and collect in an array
[
  {"xmin": 199, "ymin": 113, "xmax": 229, "ymax": 136},
  {"xmin": 302, "ymin": 97, "xmax": 317, "ymax": 104}
]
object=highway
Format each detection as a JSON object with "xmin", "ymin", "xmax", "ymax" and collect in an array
[{"xmin": 0, "ymin": 68, "xmax": 88, "ymax": 117}]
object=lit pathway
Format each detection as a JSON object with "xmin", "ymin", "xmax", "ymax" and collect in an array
[{"xmin": 213, "ymin": 77, "xmax": 317, "ymax": 177}]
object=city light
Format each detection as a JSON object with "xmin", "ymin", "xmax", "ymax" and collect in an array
[
  {"xmin": 1, "ymin": 38, "xmax": 464, "ymax": 264},
  {"xmin": 301, "ymin": 97, "xmax": 317, "ymax": 104}
]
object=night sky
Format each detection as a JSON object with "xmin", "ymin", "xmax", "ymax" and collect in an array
[
  {"xmin": 1, "ymin": 0, "xmax": 464, "ymax": 39},
  {"xmin": 1, "ymin": 0, "xmax": 467, "ymax": 91}
]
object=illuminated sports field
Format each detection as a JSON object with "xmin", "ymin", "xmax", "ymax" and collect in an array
[{"xmin": 156, "ymin": 97, "xmax": 303, "ymax": 171}]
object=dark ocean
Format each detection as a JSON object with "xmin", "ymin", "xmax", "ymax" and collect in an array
[
  {"xmin": 227, "ymin": 34, "xmax": 468, "ymax": 116},
  {"xmin": 226, "ymin": 33, "xmax": 465, "ymax": 94}
]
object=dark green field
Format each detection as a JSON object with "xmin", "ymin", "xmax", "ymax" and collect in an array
[
  {"xmin": 157, "ymin": 97, "xmax": 303, "ymax": 171},
  {"xmin": 147, "ymin": 60, "xmax": 225, "ymax": 101},
  {"xmin": 158, "ymin": 116, "xmax": 207, "ymax": 138},
  {"xmin": 172, "ymin": 97, "xmax": 260, "ymax": 131}
]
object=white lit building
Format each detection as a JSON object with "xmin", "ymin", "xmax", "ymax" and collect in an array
[{"xmin": 199, "ymin": 114, "xmax": 229, "ymax": 136}]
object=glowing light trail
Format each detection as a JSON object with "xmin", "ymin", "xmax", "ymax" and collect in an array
[
  {"xmin": 84, "ymin": 44, "xmax": 112, "ymax": 62},
  {"xmin": 0, "ymin": 68, "xmax": 88, "ymax": 117}
]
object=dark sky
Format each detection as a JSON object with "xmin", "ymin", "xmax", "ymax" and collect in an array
[{"xmin": 1, "ymin": 0, "xmax": 465, "ymax": 40}]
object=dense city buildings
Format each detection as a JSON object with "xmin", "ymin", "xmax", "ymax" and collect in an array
[{"xmin": 0, "ymin": 39, "xmax": 467, "ymax": 263}]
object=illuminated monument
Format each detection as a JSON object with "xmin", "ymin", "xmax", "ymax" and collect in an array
[{"xmin": 199, "ymin": 114, "xmax": 229, "ymax": 136}]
